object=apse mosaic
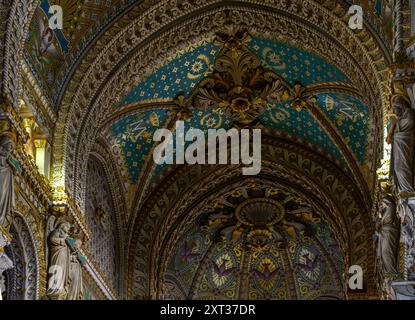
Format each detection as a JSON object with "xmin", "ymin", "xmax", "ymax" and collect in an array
[{"xmin": 163, "ymin": 183, "xmax": 345, "ymax": 300}]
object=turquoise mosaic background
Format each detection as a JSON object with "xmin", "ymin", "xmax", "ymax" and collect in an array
[
  {"xmin": 119, "ymin": 36, "xmax": 350, "ymax": 106},
  {"xmin": 315, "ymin": 93, "xmax": 368, "ymax": 163},
  {"xmin": 259, "ymin": 102, "xmax": 345, "ymax": 162},
  {"xmin": 106, "ymin": 36, "xmax": 368, "ymax": 183},
  {"xmin": 110, "ymin": 109, "xmax": 170, "ymax": 182}
]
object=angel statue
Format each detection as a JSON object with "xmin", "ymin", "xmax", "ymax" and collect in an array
[
  {"xmin": 0, "ymin": 131, "xmax": 16, "ymax": 230},
  {"xmin": 46, "ymin": 221, "xmax": 71, "ymax": 299}
]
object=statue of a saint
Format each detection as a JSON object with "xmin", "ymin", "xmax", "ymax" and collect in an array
[
  {"xmin": 389, "ymin": 95, "xmax": 415, "ymax": 198},
  {"xmin": 67, "ymin": 239, "xmax": 84, "ymax": 300},
  {"xmin": 376, "ymin": 193, "xmax": 400, "ymax": 277},
  {"xmin": 47, "ymin": 221, "xmax": 84, "ymax": 300},
  {"xmin": 47, "ymin": 222, "xmax": 71, "ymax": 299},
  {"xmin": 0, "ymin": 132, "xmax": 16, "ymax": 229}
]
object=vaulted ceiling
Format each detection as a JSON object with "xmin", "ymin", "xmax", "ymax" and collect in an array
[
  {"xmin": 13, "ymin": 0, "xmax": 395, "ymax": 299},
  {"xmin": 97, "ymin": 33, "xmax": 372, "ymax": 215}
]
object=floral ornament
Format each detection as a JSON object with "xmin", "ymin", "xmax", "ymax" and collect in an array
[
  {"xmin": 175, "ymin": 94, "xmax": 193, "ymax": 121},
  {"xmin": 200, "ymin": 183, "xmax": 320, "ymax": 251},
  {"xmin": 185, "ymin": 29, "xmax": 290, "ymax": 125},
  {"xmin": 291, "ymin": 84, "xmax": 308, "ymax": 112}
]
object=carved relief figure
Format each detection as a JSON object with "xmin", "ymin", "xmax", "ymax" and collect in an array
[
  {"xmin": 376, "ymin": 194, "xmax": 400, "ymax": 277},
  {"xmin": 0, "ymin": 132, "xmax": 16, "ymax": 229},
  {"xmin": 389, "ymin": 95, "xmax": 415, "ymax": 198}
]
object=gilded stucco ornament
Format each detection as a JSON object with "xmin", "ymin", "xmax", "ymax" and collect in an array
[
  {"xmin": 201, "ymin": 195, "xmax": 316, "ymax": 251},
  {"xmin": 186, "ymin": 29, "xmax": 289, "ymax": 125}
]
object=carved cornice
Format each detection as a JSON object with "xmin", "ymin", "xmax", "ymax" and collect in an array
[
  {"xmin": 0, "ymin": 100, "xmax": 29, "ymax": 143},
  {"xmin": 0, "ymin": 1, "xmax": 12, "ymax": 99},
  {"xmin": 14, "ymin": 147, "xmax": 52, "ymax": 208},
  {"xmin": 21, "ymin": 61, "xmax": 56, "ymax": 130}
]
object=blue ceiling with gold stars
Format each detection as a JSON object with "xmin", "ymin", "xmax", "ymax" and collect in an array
[
  {"xmin": 119, "ymin": 37, "xmax": 350, "ymax": 106},
  {"xmin": 104, "ymin": 35, "xmax": 370, "ymax": 185}
]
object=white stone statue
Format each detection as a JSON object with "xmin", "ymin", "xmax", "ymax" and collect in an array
[
  {"xmin": 46, "ymin": 221, "xmax": 84, "ymax": 300},
  {"xmin": 0, "ymin": 132, "xmax": 16, "ymax": 229},
  {"xmin": 389, "ymin": 95, "xmax": 415, "ymax": 198},
  {"xmin": 47, "ymin": 221, "xmax": 71, "ymax": 299},
  {"xmin": 67, "ymin": 239, "xmax": 83, "ymax": 300},
  {"xmin": 376, "ymin": 194, "xmax": 400, "ymax": 277},
  {"xmin": 388, "ymin": 94, "xmax": 415, "ymax": 282}
]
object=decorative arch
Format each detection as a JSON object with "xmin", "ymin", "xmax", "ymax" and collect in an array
[
  {"xmin": 127, "ymin": 136, "xmax": 375, "ymax": 299},
  {"xmin": 84, "ymin": 151, "xmax": 125, "ymax": 296},
  {"xmin": 90, "ymin": 137, "xmax": 129, "ymax": 297},
  {"xmin": 5, "ymin": 212, "xmax": 41, "ymax": 300},
  {"xmin": 0, "ymin": 0, "xmax": 40, "ymax": 107},
  {"xmin": 163, "ymin": 180, "xmax": 347, "ymax": 300}
]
